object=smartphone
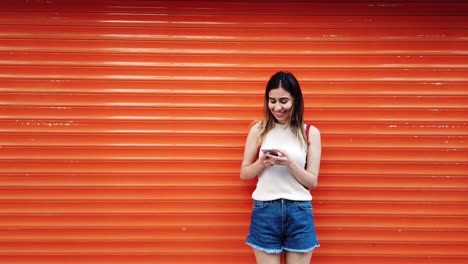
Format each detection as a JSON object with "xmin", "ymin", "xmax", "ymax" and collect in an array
[{"xmin": 261, "ymin": 149, "xmax": 281, "ymax": 156}]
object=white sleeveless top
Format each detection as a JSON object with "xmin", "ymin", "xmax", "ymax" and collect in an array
[{"xmin": 252, "ymin": 123, "xmax": 312, "ymax": 201}]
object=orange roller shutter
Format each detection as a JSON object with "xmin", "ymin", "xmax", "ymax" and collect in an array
[{"xmin": 0, "ymin": 1, "xmax": 466, "ymax": 263}]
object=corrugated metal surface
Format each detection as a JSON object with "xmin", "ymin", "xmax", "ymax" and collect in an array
[{"xmin": 0, "ymin": 0, "xmax": 467, "ymax": 263}]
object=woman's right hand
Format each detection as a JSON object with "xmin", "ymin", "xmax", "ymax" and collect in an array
[{"xmin": 261, "ymin": 151, "xmax": 275, "ymax": 168}]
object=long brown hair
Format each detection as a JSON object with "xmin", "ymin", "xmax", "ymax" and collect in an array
[{"xmin": 257, "ymin": 71, "xmax": 307, "ymax": 148}]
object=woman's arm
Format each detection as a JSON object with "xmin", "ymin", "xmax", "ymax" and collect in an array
[
  {"xmin": 240, "ymin": 122, "xmax": 271, "ymax": 181},
  {"xmin": 288, "ymin": 125, "xmax": 321, "ymax": 189}
]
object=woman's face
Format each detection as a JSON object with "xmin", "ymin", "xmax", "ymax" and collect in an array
[{"xmin": 268, "ymin": 87, "xmax": 293, "ymax": 124}]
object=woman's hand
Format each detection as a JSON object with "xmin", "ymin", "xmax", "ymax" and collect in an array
[
  {"xmin": 264, "ymin": 149, "xmax": 293, "ymax": 167},
  {"xmin": 260, "ymin": 151, "xmax": 275, "ymax": 168}
]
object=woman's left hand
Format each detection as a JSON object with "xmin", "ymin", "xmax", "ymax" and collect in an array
[{"xmin": 266, "ymin": 149, "xmax": 293, "ymax": 167}]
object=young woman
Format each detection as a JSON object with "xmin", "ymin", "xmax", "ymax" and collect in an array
[{"xmin": 240, "ymin": 71, "xmax": 321, "ymax": 264}]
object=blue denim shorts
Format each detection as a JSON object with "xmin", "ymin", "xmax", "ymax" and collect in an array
[{"xmin": 246, "ymin": 199, "xmax": 320, "ymax": 254}]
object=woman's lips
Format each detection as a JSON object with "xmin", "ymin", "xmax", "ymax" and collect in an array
[{"xmin": 274, "ymin": 112, "xmax": 286, "ymax": 119}]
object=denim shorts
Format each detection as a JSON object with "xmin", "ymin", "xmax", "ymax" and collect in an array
[{"xmin": 246, "ymin": 199, "xmax": 320, "ymax": 254}]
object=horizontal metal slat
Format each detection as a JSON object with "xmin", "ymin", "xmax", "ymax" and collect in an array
[
  {"xmin": 1, "ymin": 80, "xmax": 466, "ymax": 95},
  {"xmin": 0, "ymin": 187, "xmax": 252, "ymax": 200},
  {"xmin": 1, "ymin": 120, "xmax": 466, "ymax": 135},
  {"xmin": 2, "ymin": 53, "xmax": 468, "ymax": 69},
  {"xmin": 0, "ymin": 173, "xmax": 466, "ymax": 189},
  {"xmin": 0, "ymin": 227, "xmax": 246, "ymax": 241},
  {"xmin": 2, "ymin": 1, "xmax": 468, "ymax": 15},
  {"xmin": 0, "ymin": 255, "xmax": 255, "ymax": 264},
  {"xmin": 324, "ymin": 148, "xmax": 468, "ymax": 162},
  {"xmin": 323, "ymin": 162, "xmax": 468, "ymax": 175},
  {"xmin": 0, "ymin": 173, "xmax": 465, "ymax": 189},
  {"xmin": 3, "ymin": 93, "xmax": 468, "ymax": 108},
  {"xmin": 0, "ymin": 214, "xmax": 466, "ymax": 229},
  {"xmin": 0, "ymin": 241, "xmax": 250, "ymax": 254},
  {"xmin": 0, "ymin": 173, "xmax": 246, "ymax": 187},
  {"xmin": 0, "ymin": 134, "xmax": 465, "ymax": 148},
  {"xmin": 1, "ymin": 12, "xmax": 467, "ymax": 29},
  {"xmin": 0, "ymin": 255, "xmax": 466, "ymax": 264},
  {"xmin": 0, "ymin": 160, "xmax": 242, "ymax": 173},
  {"xmin": 0, "ymin": 120, "xmax": 253, "ymax": 133},
  {"xmin": 321, "ymin": 175, "xmax": 468, "ymax": 189},
  {"xmin": 0, "ymin": 187, "xmax": 465, "ymax": 202},
  {"xmin": 0, "ymin": 147, "xmax": 466, "ymax": 162},
  {"xmin": 0, "ymin": 170, "xmax": 468, "ymax": 190},
  {"xmin": 0, "ymin": 160, "xmax": 466, "ymax": 175},
  {"xmin": 0, "ymin": 134, "xmax": 247, "ymax": 147},
  {"xmin": 0, "ymin": 213, "xmax": 251, "ymax": 227},
  {"xmin": 1, "ymin": 66, "xmax": 467, "ymax": 81},
  {"xmin": 0, "ymin": 147, "xmax": 241, "ymax": 160},
  {"xmin": 324, "ymin": 135, "xmax": 467, "ymax": 148},
  {"xmin": 0, "ymin": 227, "xmax": 466, "ymax": 243},
  {"xmin": 2, "ymin": 39, "xmax": 467, "ymax": 55},
  {"xmin": 2, "ymin": 107, "xmax": 467, "ymax": 122},
  {"xmin": 0, "ymin": 201, "xmax": 466, "ymax": 216},
  {"xmin": 311, "ymin": 256, "xmax": 468, "ymax": 264},
  {"xmin": 0, "ymin": 241, "xmax": 466, "ymax": 256},
  {"xmin": 2, "ymin": 26, "xmax": 467, "ymax": 42},
  {"xmin": 319, "ymin": 228, "xmax": 468, "ymax": 243},
  {"xmin": 315, "ymin": 201, "xmax": 468, "ymax": 216},
  {"xmin": 0, "ymin": 134, "xmax": 248, "ymax": 146}
]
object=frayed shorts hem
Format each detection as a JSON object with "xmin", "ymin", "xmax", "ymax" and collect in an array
[
  {"xmin": 246, "ymin": 242, "xmax": 320, "ymax": 254},
  {"xmin": 246, "ymin": 242, "xmax": 282, "ymax": 254},
  {"xmin": 283, "ymin": 243, "xmax": 320, "ymax": 253}
]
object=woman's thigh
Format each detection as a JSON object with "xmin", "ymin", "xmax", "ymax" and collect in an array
[
  {"xmin": 253, "ymin": 248, "xmax": 281, "ymax": 264},
  {"xmin": 285, "ymin": 250, "xmax": 313, "ymax": 264}
]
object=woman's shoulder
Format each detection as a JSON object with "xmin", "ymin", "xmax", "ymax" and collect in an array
[
  {"xmin": 305, "ymin": 123, "xmax": 321, "ymax": 138},
  {"xmin": 248, "ymin": 120, "xmax": 263, "ymax": 133}
]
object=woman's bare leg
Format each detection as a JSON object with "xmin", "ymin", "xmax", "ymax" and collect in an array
[
  {"xmin": 284, "ymin": 250, "xmax": 313, "ymax": 264},
  {"xmin": 253, "ymin": 248, "xmax": 282, "ymax": 264}
]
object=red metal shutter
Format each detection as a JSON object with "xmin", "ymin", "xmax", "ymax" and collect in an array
[{"xmin": 0, "ymin": 1, "xmax": 467, "ymax": 263}]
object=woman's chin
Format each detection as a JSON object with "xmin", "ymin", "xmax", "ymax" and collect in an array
[{"xmin": 274, "ymin": 117, "xmax": 290, "ymax": 124}]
